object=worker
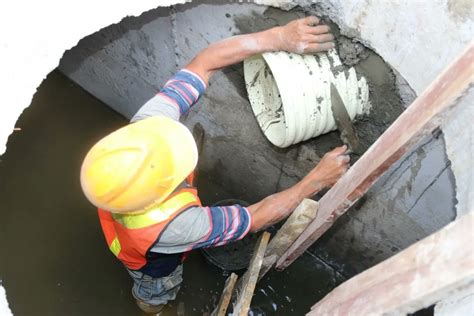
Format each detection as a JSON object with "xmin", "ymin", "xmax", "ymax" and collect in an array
[{"xmin": 80, "ymin": 16, "xmax": 350, "ymax": 314}]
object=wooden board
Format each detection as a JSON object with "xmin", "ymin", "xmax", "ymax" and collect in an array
[
  {"xmin": 307, "ymin": 212, "xmax": 474, "ymax": 315},
  {"xmin": 233, "ymin": 231, "xmax": 271, "ymax": 316},
  {"xmin": 276, "ymin": 42, "xmax": 474, "ymax": 270},
  {"xmin": 259, "ymin": 199, "xmax": 318, "ymax": 280},
  {"xmin": 212, "ymin": 273, "xmax": 238, "ymax": 316}
]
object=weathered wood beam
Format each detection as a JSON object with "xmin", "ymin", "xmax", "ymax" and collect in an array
[
  {"xmin": 259, "ymin": 199, "xmax": 318, "ymax": 280},
  {"xmin": 276, "ymin": 42, "xmax": 474, "ymax": 270},
  {"xmin": 307, "ymin": 212, "xmax": 474, "ymax": 315},
  {"xmin": 211, "ymin": 273, "xmax": 238, "ymax": 316},
  {"xmin": 233, "ymin": 231, "xmax": 271, "ymax": 316}
]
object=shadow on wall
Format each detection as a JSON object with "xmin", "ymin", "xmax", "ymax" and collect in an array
[{"xmin": 0, "ymin": 72, "xmax": 137, "ymax": 315}]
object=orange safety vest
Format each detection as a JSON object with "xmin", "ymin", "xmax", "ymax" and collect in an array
[{"xmin": 98, "ymin": 184, "xmax": 201, "ymax": 277}]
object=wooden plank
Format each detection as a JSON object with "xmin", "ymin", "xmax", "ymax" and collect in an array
[
  {"xmin": 307, "ymin": 212, "xmax": 474, "ymax": 316},
  {"xmin": 276, "ymin": 42, "xmax": 474, "ymax": 270},
  {"xmin": 233, "ymin": 231, "xmax": 271, "ymax": 316},
  {"xmin": 211, "ymin": 273, "xmax": 239, "ymax": 316},
  {"xmin": 259, "ymin": 199, "xmax": 318, "ymax": 281}
]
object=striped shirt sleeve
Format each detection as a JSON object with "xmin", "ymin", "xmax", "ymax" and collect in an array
[
  {"xmin": 151, "ymin": 204, "xmax": 252, "ymax": 254},
  {"xmin": 131, "ymin": 69, "xmax": 206, "ymax": 122},
  {"xmin": 193, "ymin": 205, "xmax": 252, "ymax": 249}
]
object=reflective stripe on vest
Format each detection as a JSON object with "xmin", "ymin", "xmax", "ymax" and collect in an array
[
  {"xmin": 109, "ymin": 237, "xmax": 121, "ymax": 256},
  {"xmin": 111, "ymin": 191, "xmax": 198, "ymax": 229},
  {"xmin": 98, "ymin": 187, "xmax": 201, "ymax": 270}
]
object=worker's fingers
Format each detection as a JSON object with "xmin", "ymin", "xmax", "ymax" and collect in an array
[
  {"xmin": 304, "ymin": 41, "xmax": 335, "ymax": 53},
  {"xmin": 304, "ymin": 33, "xmax": 335, "ymax": 44},
  {"xmin": 302, "ymin": 16, "xmax": 320, "ymax": 26},
  {"xmin": 305, "ymin": 24, "xmax": 331, "ymax": 35},
  {"xmin": 330, "ymin": 145, "xmax": 348, "ymax": 156},
  {"xmin": 337, "ymin": 154, "xmax": 351, "ymax": 164}
]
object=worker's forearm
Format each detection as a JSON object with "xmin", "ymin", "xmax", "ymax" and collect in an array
[
  {"xmin": 185, "ymin": 16, "xmax": 335, "ymax": 85},
  {"xmin": 247, "ymin": 146, "xmax": 349, "ymax": 232},
  {"xmin": 186, "ymin": 27, "xmax": 283, "ymax": 83},
  {"xmin": 248, "ymin": 177, "xmax": 324, "ymax": 232}
]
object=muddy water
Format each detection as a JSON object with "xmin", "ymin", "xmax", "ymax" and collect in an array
[{"xmin": 0, "ymin": 71, "xmax": 343, "ymax": 315}]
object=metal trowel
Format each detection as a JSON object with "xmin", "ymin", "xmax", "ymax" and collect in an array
[{"xmin": 330, "ymin": 83, "xmax": 361, "ymax": 154}]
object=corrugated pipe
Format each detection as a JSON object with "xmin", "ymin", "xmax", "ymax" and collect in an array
[{"xmin": 244, "ymin": 49, "xmax": 371, "ymax": 148}]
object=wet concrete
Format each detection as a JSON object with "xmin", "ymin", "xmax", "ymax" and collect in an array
[{"xmin": 0, "ymin": 71, "xmax": 344, "ymax": 315}]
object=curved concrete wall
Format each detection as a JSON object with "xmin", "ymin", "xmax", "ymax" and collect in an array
[{"xmin": 58, "ymin": 0, "xmax": 471, "ymax": 273}]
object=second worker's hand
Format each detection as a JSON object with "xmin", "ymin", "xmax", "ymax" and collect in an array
[{"xmin": 275, "ymin": 16, "xmax": 335, "ymax": 54}]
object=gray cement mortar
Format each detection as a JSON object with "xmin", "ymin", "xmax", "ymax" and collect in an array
[{"xmin": 59, "ymin": 1, "xmax": 456, "ymax": 278}]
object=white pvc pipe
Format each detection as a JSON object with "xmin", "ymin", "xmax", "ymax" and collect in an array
[{"xmin": 244, "ymin": 49, "xmax": 370, "ymax": 148}]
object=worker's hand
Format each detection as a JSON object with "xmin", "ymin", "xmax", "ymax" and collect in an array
[
  {"xmin": 302, "ymin": 145, "xmax": 350, "ymax": 195},
  {"xmin": 248, "ymin": 145, "xmax": 349, "ymax": 231},
  {"xmin": 276, "ymin": 16, "xmax": 335, "ymax": 54}
]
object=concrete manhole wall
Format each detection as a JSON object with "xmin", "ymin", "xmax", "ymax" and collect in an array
[
  {"xmin": 1, "ymin": 0, "xmax": 472, "ymax": 314},
  {"xmin": 57, "ymin": 0, "xmax": 464, "ymax": 274}
]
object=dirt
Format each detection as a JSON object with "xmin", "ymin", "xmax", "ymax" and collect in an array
[
  {"xmin": 447, "ymin": 0, "xmax": 474, "ymax": 22},
  {"xmin": 337, "ymin": 36, "xmax": 371, "ymax": 66}
]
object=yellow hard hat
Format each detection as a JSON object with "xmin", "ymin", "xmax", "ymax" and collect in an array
[{"xmin": 80, "ymin": 116, "xmax": 198, "ymax": 213}]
